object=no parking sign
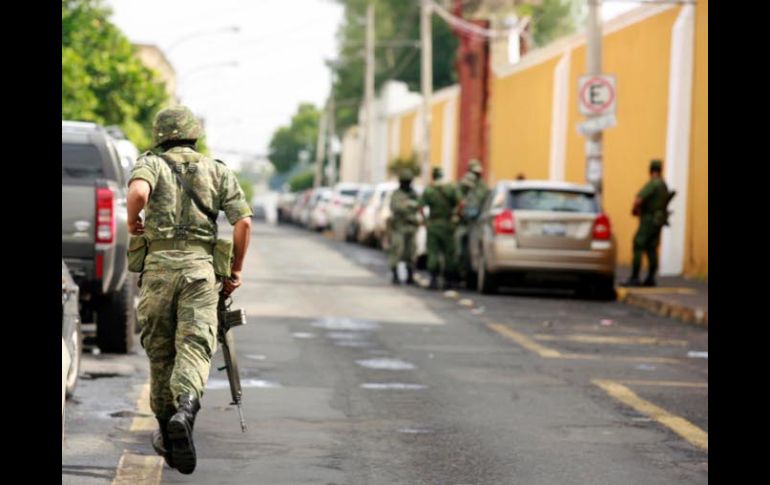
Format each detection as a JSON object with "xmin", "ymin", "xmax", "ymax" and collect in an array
[{"xmin": 578, "ymin": 75, "xmax": 616, "ymax": 116}]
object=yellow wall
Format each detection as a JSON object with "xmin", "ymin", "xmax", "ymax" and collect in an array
[
  {"xmin": 486, "ymin": 6, "xmax": 706, "ymax": 276},
  {"xmin": 488, "ymin": 57, "xmax": 558, "ymax": 183},
  {"xmin": 686, "ymin": 0, "xmax": 708, "ymax": 278},
  {"xmin": 564, "ymin": 8, "xmax": 679, "ymax": 268},
  {"xmin": 399, "ymin": 111, "xmax": 417, "ymax": 159},
  {"xmin": 431, "ymin": 100, "xmax": 446, "ymax": 168}
]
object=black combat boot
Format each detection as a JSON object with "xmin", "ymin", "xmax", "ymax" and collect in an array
[
  {"xmin": 168, "ymin": 393, "xmax": 201, "ymax": 475},
  {"xmin": 621, "ymin": 276, "xmax": 642, "ymax": 287},
  {"xmin": 642, "ymin": 275, "xmax": 657, "ymax": 287},
  {"xmin": 152, "ymin": 417, "xmax": 175, "ymax": 468},
  {"xmin": 391, "ymin": 267, "xmax": 400, "ymax": 285},
  {"xmin": 405, "ymin": 266, "xmax": 415, "ymax": 285},
  {"xmin": 429, "ymin": 272, "xmax": 439, "ymax": 290}
]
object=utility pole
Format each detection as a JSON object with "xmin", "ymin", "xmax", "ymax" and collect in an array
[
  {"xmin": 585, "ymin": 0, "xmax": 603, "ymax": 201},
  {"xmin": 420, "ymin": 0, "xmax": 433, "ymax": 186},
  {"xmin": 314, "ymin": 102, "xmax": 328, "ymax": 188},
  {"xmin": 326, "ymin": 93, "xmax": 336, "ymax": 185},
  {"xmin": 361, "ymin": 1, "xmax": 375, "ymax": 183}
]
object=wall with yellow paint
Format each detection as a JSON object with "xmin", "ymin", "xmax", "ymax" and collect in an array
[
  {"xmin": 565, "ymin": 8, "xmax": 679, "ymax": 268},
  {"xmin": 431, "ymin": 100, "xmax": 446, "ymax": 169},
  {"xmin": 488, "ymin": 57, "xmax": 557, "ymax": 183},
  {"xmin": 488, "ymin": 5, "xmax": 707, "ymax": 277},
  {"xmin": 398, "ymin": 111, "xmax": 417, "ymax": 160},
  {"xmin": 686, "ymin": 0, "xmax": 708, "ymax": 278}
]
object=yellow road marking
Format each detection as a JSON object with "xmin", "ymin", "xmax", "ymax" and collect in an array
[
  {"xmin": 488, "ymin": 323, "xmax": 683, "ymax": 364},
  {"xmin": 487, "ymin": 323, "xmax": 563, "ymax": 358},
  {"xmin": 112, "ymin": 452, "xmax": 164, "ymax": 485},
  {"xmin": 129, "ymin": 383, "xmax": 157, "ymax": 432},
  {"xmin": 533, "ymin": 334, "xmax": 688, "ymax": 347},
  {"xmin": 592, "ymin": 379, "xmax": 708, "ymax": 452},
  {"xmin": 618, "ymin": 380, "xmax": 707, "ymax": 388},
  {"xmin": 112, "ymin": 381, "xmax": 164, "ymax": 485}
]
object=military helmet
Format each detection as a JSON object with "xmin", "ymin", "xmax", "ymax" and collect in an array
[
  {"xmin": 398, "ymin": 168, "xmax": 414, "ymax": 182},
  {"xmin": 460, "ymin": 172, "xmax": 475, "ymax": 188},
  {"xmin": 432, "ymin": 166, "xmax": 443, "ymax": 180},
  {"xmin": 649, "ymin": 159, "xmax": 663, "ymax": 172},
  {"xmin": 153, "ymin": 105, "xmax": 203, "ymax": 147},
  {"xmin": 468, "ymin": 159, "xmax": 483, "ymax": 175}
]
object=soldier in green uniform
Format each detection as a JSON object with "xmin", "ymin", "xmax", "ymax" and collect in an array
[
  {"xmin": 419, "ymin": 167, "xmax": 460, "ymax": 289},
  {"xmin": 622, "ymin": 159, "xmax": 669, "ymax": 287},
  {"xmin": 387, "ymin": 169, "xmax": 420, "ymax": 285},
  {"xmin": 453, "ymin": 172, "xmax": 477, "ymax": 284},
  {"xmin": 453, "ymin": 160, "xmax": 490, "ymax": 285},
  {"xmin": 126, "ymin": 106, "xmax": 253, "ymax": 474}
]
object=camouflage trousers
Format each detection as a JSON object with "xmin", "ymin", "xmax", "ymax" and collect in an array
[
  {"xmin": 138, "ymin": 252, "xmax": 219, "ymax": 420},
  {"xmin": 388, "ymin": 228, "xmax": 417, "ymax": 269},
  {"xmin": 426, "ymin": 221, "xmax": 456, "ymax": 275},
  {"xmin": 632, "ymin": 220, "xmax": 663, "ymax": 279}
]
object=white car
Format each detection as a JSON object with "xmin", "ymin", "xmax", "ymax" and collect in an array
[{"xmin": 358, "ymin": 182, "xmax": 397, "ymax": 246}]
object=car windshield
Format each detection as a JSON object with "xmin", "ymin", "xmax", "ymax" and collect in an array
[
  {"xmin": 508, "ymin": 189, "xmax": 598, "ymax": 213},
  {"xmin": 340, "ymin": 189, "xmax": 359, "ymax": 197},
  {"xmin": 62, "ymin": 143, "xmax": 103, "ymax": 179}
]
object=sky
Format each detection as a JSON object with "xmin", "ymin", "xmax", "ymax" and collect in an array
[
  {"xmin": 106, "ymin": 0, "xmax": 638, "ymax": 170},
  {"xmin": 107, "ymin": 0, "xmax": 345, "ymax": 169}
]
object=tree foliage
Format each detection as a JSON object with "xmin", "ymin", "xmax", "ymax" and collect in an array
[
  {"xmin": 288, "ymin": 167, "xmax": 316, "ymax": 193},
  {"xmin": 267, "ymin": 103, "xmax": 321, "ymax": 174},
  {"xmin": 62, "ymin": 0, "xmax": 169, "ymax": 151}
]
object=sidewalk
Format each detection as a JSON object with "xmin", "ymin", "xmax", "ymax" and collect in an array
[{"xmin": 615, "ymin": 266, "xmax": 708, "ymax": 327}]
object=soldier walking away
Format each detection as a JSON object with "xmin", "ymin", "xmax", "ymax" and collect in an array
[
  {"xmin": 126, "ymin": 105, "xmax": 253, "ymax": 474},
  {"xmin": 420, "ymin": 167, "xmax": 460, "ymax": 289},
  {"xmin": 388, "ymin": 169, "xmax": 420, "ymax": 285},
  {"xmin": 622, "ymin": 159, "xmax": 671, "ymax": 287}
]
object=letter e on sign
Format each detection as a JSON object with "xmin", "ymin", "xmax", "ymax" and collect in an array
[{"xmin": 579, "ymin": 75, "xmax": 616, "ymax": 116}]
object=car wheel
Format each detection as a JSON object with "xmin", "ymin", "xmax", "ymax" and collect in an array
[
  {"xmin": 96, "ymin": 282, "xmax": 136, "ymax": 354},
  {"xmin": 477, "ymin": 252, "xmax": 498, "ymax": 295},
  {"xmin": 65, "ymin": 318, "xmax": 82, "ymax": 398},
  {"xmin": 592, "ymin": 276, "xmax": 617, "ymax": 301}
]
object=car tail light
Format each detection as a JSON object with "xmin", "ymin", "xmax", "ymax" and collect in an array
[
  {"xmin": 493, "ymin": 209, "xmax": 515, "ymax": 234},
  {"xmin": 592, "ymin": 213, "xmax": 611, "ymax": 240},
  {"xmin": 96, "ymin": 187, "xmax": 115, "ymax": 244}
]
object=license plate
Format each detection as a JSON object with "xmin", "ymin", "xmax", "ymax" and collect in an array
[{"xmin": 542, "ymin": 223, "xmax": 567, "ymax": 236}]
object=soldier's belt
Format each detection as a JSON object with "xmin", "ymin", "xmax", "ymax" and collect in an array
[{"xmin": 147, "ymin": 239, "xmax": 214, "ymax": 255}]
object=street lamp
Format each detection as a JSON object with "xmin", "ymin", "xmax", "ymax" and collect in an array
[{"xmin": 166, "ymin": 25, "xmax": 240, "ymax": 55}]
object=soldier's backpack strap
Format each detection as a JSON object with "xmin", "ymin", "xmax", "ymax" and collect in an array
[{"xmin": 158, "ymin": 154, "xmax": 219, "ymax": 224}]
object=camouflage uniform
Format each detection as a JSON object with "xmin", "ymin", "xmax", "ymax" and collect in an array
[
  {"xmin": 630, "ymin": 160, "xmax": 669, "ymax": 286},
  {"xmin": 454, "ymin": 161, "xmax": 489, "ymax": 280},
  {"xmin": 453, "ymin": 172, "xmax": 477, "ymax": 280},
  {"xmin": 130, "ymin": 113, "xmax": 252, "ymax": 422},
  {"xmin": 387, "ymin": 171, "xmax": 420, "ymax": 273},
  {"xmin": 419, "ymin": 167, "xmax": 459, "ymax": 284}
]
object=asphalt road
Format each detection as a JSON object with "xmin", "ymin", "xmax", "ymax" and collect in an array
[{"xmin": 63, "ymin": 221, "xmax": 708, "ymax": 484}]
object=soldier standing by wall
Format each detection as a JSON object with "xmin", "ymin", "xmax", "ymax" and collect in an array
[
  {"xmin": 387, "ymin": 169, "xmax": 421, "ymax": 285},
  {"xmin": 419, "ymin": 167, "xmax": 460, "ymax": 289}
]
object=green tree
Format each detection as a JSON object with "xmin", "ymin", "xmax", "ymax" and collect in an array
[
  {"xmin": 267, "ymin": 103, "xmax": 321, "ymax": 174},
  {"xmin": 288, "ymin": 167, "xmax": 316, "ymax": 193},
  {"xmin": 62, "ymin": 0, "xmax": 169, "ymax": 150},
  {"xmin": 519, "ymin": 0, "xmax": 583, "ymax": 48}
]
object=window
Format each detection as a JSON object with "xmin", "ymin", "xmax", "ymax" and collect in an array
[
  {"xmin": 508, "ymin": 189, "xmax": 598, "ymax": 213},
  {"xmin": 62, "ymin": 143, "xmax": 103, "ymax": 179}
]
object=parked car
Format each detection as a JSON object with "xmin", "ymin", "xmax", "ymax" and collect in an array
[
  {"xmin": 345, "ymin": 185, "xmax": 374, "ymax": 241},
  {"xmin": 308, "ymin": 187, "xmax": 333, "ymax": 231},
  {"xmin": 62, "ymin": 260, "xmax": 82, "ymax": 411},
  {"xmin": 358, "ymin": 181, "xmax": 397, "ymax": 246},
  {"xmin": 277, "ymin": 192, "xmax": 297, "ymax": 223},
  {"xmin": 62, "ymin": 120, "xmax": 137, "ymax": 353},
  {"xmin": 468, "ymin": 180, "xmax": 616, "ymax": 298},
  {"xmin": 291, "ymin": 189, "xmax": 312, "ymax": 224}
]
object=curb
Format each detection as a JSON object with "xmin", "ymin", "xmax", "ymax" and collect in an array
[{"xmin": 616, "ymin": 287, "xmax": 708, "ymax": 327}]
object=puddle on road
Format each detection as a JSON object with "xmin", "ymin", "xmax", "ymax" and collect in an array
[
  {"xmin": 687, "ymin": 351, "xmax": 708, "ymax": 359},
  {"xmin": 245, "ymin": 354, "xmax": 267, "ymax": 361},
  {"xmin": 109, "ymin": 410, "xmax": 154, "ymax": 419},
  {"xmin": 634, "ymin": 364, "xmax": 656, "ymax": 371},
  {"xmin": 311, "ymin": 317, "xmax": 380, "ymax": 331},
  {"xmin": 398, "ymin": 426, "xmax": 434, "ymax": 434},
  {"xmin": 207, "ymin": 379, "xmax": 282, "ymax": 389},
  {"xmin": 355, "ymin": 358, "xmax": 416, "ymax": 370},
  {"xmin": 334, "ymin": 341, "xmax": 374, "ymax": 348},
  {"xmin": 326, "ymin": 331, "xmax": 364, "ymax": 340},
  {"xmin": 292, "ymin": 332, "xmax": 316, "ymax": 339},
  {"xmin": 361, "ymin": 383, "xmax": 426, "ymax": 390}
]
